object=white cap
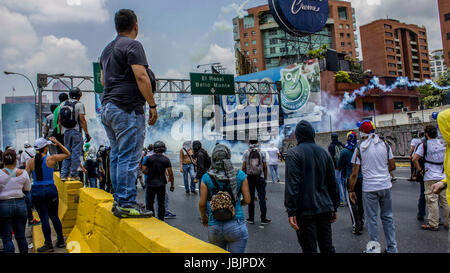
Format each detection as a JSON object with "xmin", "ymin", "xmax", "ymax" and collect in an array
[{"xmin": 34, "ymin": 138, "xmax": 52, "ymax": 150}]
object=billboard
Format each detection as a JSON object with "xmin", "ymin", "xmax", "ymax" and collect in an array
[
  {"xmin": 269, "ymin": 0, "xmax": 329, "ymax": 35},
  {"xmin": 219, "ymin": 59, "xmax": 322, "ymax": 140},
  {"xmin": 2, "ymin": 103, "xmax": 36, "ymax": 150}
]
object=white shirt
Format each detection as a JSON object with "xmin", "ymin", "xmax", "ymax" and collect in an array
[
  {"xmin": 20, "ymin": 147, "xmax": 36, "ymax": 166},
  {"xmin": 410, "ymin": 138, "xmax": 421, "ymax": 150},
  {"xmin": 351, "ymin": 138, "xmax": 394, "ymax": 192},
  {"xmin": 266, "ymin": 147, "xmax": 280, "ymax": 165},
  {"xmin": 0, "ymin": 170, "xmax": 31, "ymax": 200},
  {"xmin": 414, "ymin": 139, "xmax": 445, "ymax": 181}
]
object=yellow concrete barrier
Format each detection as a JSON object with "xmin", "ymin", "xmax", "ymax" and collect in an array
[
  {"xmin": 54, "ymin": 173, "xmax": 84, "ymax": 236},
  {"xmin": 66, "ymin": 188, "xmax": 228, "ymax": 253}
]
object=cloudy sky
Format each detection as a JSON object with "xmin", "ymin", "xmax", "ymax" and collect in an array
[{"xmin": 0, "ymin": 0, "xmax": 444, "ymax": 114}]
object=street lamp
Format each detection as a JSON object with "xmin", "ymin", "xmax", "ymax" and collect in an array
[{"xmin": 4, "ymin": 71, "xmax": 37, "ymax": 140}]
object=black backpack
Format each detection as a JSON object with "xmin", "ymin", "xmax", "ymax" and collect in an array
[
  {"xmin": 246, "ymin": 148, "xmax": 262, "ymax": 176},
  {"xmin": 59, "ymin": 100, "xmax": 79, "ymax": 129},
  {"xmin": 208, "ymin": 176, "xmax": 236, "ymax": 221}
]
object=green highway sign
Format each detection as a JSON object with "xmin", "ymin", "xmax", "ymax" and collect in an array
[
  {"xmin": 93, "ymin": 62, "xmax": 104, "ymax": 94},
  {"xmin": 190, "ymin": 73, "xmax": 235, "ymax": 95}
]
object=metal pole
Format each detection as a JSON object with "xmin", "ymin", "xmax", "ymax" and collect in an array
[{"xmin": 38, "ymin": 86, "xmax": 43, "ymax": 137}]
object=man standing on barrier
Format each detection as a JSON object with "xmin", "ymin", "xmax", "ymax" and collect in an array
[{"xmin": 100, "ymin": 9, "xmax": 158, "ymax": 218}]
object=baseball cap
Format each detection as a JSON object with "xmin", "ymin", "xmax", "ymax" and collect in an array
[
  {"xmin": 34, "ymin": 138, "xmax": 53, "ymax": 150},
  {"xmin": 359, "ymin": 120, "xmax": 374, "ymax": 134}
]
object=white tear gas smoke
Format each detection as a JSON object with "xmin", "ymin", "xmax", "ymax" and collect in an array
[{"xmin": 343, "ymin": 76, "xmax": 450, "ymax": 107}]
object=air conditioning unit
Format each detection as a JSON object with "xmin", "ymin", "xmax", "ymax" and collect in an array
[
  {"xmin": 402, "ymin": 107, "xmax": 409, "ymax": 112},
  {"xmin": 418, "ymin": 105, "xmax": 426, "ymax": 110}
]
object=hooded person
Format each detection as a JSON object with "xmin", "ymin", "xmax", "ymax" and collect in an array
[
  {"xmin": 193, "ymin": 141, "xmax": 211, "ymax": 184},
  {"xmin": 84, "ymin": 146, "xmax": 99, "ymax": 188},
  {"xmin": 198, "ymin": 144, "xmax": 251, "ymax": 253},
  {"xmin": 338, "ymin": 131, "xmax": 364, "ymax": 235},
  {"xmin": 284, "ymin": 120, "xmax": 339, "ymax": 253},
  {"xmin": 431, "ymin": 109, "xmax": 450, "ymax": 252},
  {"xmin": 329, "ymin": 132, "xmax": 346, "ymax": 206}
]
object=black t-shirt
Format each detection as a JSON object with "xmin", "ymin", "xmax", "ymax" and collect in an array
[
  {"xmin": 144, "ymin": 154, "xmax": 172, "ymax": 187},
  {"xmin": 85, "ymin": 159, "xmax": 98, "ymax": 178},
  {"xmin": 100, "ymin": 35, "xmax": 148, "ymax": 115}
]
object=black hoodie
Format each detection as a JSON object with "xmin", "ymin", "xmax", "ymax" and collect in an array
[
  {"xmin": 193, "ymin": 141, "xmax": 211, "ymax": 180},
  {"xmin": 284, "ymin": 120, "xmax": 339, "ymax": 217}
]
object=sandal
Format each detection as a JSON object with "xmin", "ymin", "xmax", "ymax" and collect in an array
[{"xmin": 421, "ymin": 224, "xmax": 439, "ymax": 231}]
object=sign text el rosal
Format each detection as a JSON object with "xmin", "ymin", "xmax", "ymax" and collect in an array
[{"xmin": 195, "ymin": 75, "xmax": 232, "ymax": 89}]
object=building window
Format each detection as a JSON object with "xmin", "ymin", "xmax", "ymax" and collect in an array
[
  {"xmin": 388, "ymin": 63, "xmax": 396, "ymax": 67},
  {"xmin": 349, "ymin": 52, "xmax": 353, "ymax": 57},
  {"xmin": 346, "ymin": 24, "xmax": 350, "ymax": 30},
  {"xmin": 445, "ymin": 13, "xmax": 450, "ymax": 21},
  {"xmin": 348, "ymin": 42, "xmax": 352, "ymax": 47},
  {"xmin": 269, "ymin": 30, "xmax": 277, "ymax": 35},
  {"xmin": 340, "ymin": 33, "xmax": 344, "ymax": 38},
  {"xmin": 387, "ymin": 55, "xmax": 395, "ymax": 60},
  {"xmin": 252, "ymin": 40, "xmax": 256, "ymax": 45},
  {"xmin": 389, "ymin": 71, "xmax": 397, "ymax": 75},
  {"xmin": 251, "ymin": 31, "xmax": 256, "ymax": 36},
  {"xmin": 243, "ymin": 33, "xmax": 248, "ymax": 38},
  {"xmin": 343, "ymin": 101, "xmax": 356, "ymax": 110},
  {"xmin": 424, "ymin": 74, "xmax": 430, "ymax": 78},
  {"xmin": 387, "ymin": 47, "xmax": 394, "ymax": 52},
  {"xmin": 422, "ymin": 60, "xmax": 429, "ymax": 64},
  {"xmin": 243, "ymin": 15, "xmax": 254, "ymax": 29},
  {"xmin": 244, "ymin": 42, "xmax": 248, "ymax": 47},
  {"xmin": 245, "ymin": 51, "xmax": 249, "ymax": 56},
  {"xmin": 339, "ymin": 24, "xmax": 343, "ymax": 29},
  {"xmin": 363, "ymin": 102, "xmax": 375, "ymax": 112},
  {"xmin": 419, "ymin": 31, "xmax": 425, "ymax": 36},
  {"xmin": 419, "ymin": 38, "xmax": 426, "ymax": 43},
  {"xmin": 266, "ymin": 58, "xmax": 271, "ymax": 64},
  {"xmin": 270, "ymin": 48, "xmax": 276, "ymax": 54},
  {"xmin": 386, "ymin": 40, "xmax": 394, "ymax": 45},
  {"xmin": 384, "ymin": 24, "xmax": 392, "ymax": 29},
  {"xmin": 385, "ymin": 32, "xmax": 393, "ymax": 37},
  {"xmin": 423, "ymin": 67, "xmax": 429, "ymax": 71},
  {"xmin": 420, "ymin": 45, "xmax": 427, "ymax": 50},
  {"xmin": 341, "ymin": 42, "xmax": 345, "ymax": 47},
  {"xmin": 253, "ymin": 58, "xmax": 257, "ymax": 63},
  {"xmin": 393, "ymin": 102, "xmax": 404, "ymax": 110},
  {"xmin": 338, "ymin": 7, "xmax": 348, "ymax": 20},
  {"xmin": 421, "ymin": 53, "xmax": 427, "ymax": 57},
  {"xmin": 447, "ymin": 33, "xmax": 450, "ymax": 40},
  {"xmin": 253, "ymin": 49, "xmax": 257, "ymax": 54},
  {"xmin": 270, "ymin": 38, "xmax": 278, "ymax": 45}
]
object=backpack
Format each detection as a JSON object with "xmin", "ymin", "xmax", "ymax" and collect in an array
[
  {"xmin": 59, "ymin": 100, "xmax": 79, "ymax": 129},
  {"xmin": 416, "ymin": 140, "xmax": 444, "ymax": 180},
  {"xmin": 334, "ymin": 144, "xmax": 343, "ymax": 165},
  {"xmin": 246, "ymin": 148, "xmax": 263, "ymax": 176},
  {"xmin": 209, "ymin": 176, "xmax": 236, "ymax": 221}
]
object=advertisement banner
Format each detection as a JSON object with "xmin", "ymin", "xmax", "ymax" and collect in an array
[{"xmin": 219, "ymin": 59, "xmax": 322, "ymax": 139}]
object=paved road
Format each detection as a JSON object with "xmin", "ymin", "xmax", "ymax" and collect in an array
[{"xmin": 137, "ymin": 164, "xmax": 449, "ymax": 253}]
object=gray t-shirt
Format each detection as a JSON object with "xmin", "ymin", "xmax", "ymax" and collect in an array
[
  {"xmin": 242, "ymin": 149, "xmax": 266, "ymax": 178},
  {"xmin": 100, "ymin": 35, "xmax": 148, "ymax": 115},
  {"xmin": 45, "ymin": 113, "xmax": 54, "ymax": 137},
  {"xmin": 61, "ymin": 99, "xmax": 85, "ymax": 134}
]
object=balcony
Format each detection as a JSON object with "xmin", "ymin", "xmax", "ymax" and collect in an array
[
  {"xmin": 412, "ymin": 56, "xmax": 419, "ymax": 60},
  {"xmin": 259, "ymin": 22, "xmax": 278, "ymax": 30},
  {"xmin": 411, "ymin": 48, "xmax": 418, "ymax": 53},
  {"xmin": 410, "ymin": 41, "xmax": 417, "ymax": 45}
]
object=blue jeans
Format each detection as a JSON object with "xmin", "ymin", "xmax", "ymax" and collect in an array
[
  {"xmin": 269, "ymin": 164, "xmax": 280, "ymax": 183},
  {"xmin": 31, "ymin": 184, "xmax": 64, "ymax": 245},
  {"xmin": 0, "ymin": 198, "xmax": 28, "ymax": 253},
  {"xmin": 208, "ymin": 219, "xmax": 248, "ymax": 253},
  {"xmin": 89, "ymin": 177, "xmax": 97, "ymax": 188},
  {"xmin": 335, "ymin": 170, "xmax": 347, "ymax": 203},
  {"xmin": 363, "ymin": 189, "xmax": 398, "ymax": 253},
  {"xmin": 101, "ymin": 102, "xmax": 145, "ymax": 207},
  {"xmin": 61, "ymin": 129, "xmax": 83, "ymax": 178},
  {"xmin": 182, "ymin": 164, "xmax": 196, "ymax": 193}
]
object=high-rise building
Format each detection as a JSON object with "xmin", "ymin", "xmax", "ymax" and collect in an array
[
  {"xmin": 360, "ymin": 19, "xmax": 431, "ymax": 81},
  {"xmin": 233, "ymin": 0, "xmax": 358, "ymax": 74},
  {"xmin": 430, "ymin": 49, "xmax": 448, "ymax": 79},
  {"xmin": 438, "ymin": 0, "xmax": 450, "ymax": 67}
]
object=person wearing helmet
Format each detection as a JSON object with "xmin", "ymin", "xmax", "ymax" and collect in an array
[
  {"xmin": 142, "ymin": 141, "xmax": 174, "ymax": 221},
  {"xmin": 58, "ymin": 87, "xmax": 90, "ymax": 182}
]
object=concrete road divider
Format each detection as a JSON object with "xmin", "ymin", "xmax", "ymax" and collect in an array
[{"xmin": 66, "ymin": 188, "xmax": 228, "ymax": 253}]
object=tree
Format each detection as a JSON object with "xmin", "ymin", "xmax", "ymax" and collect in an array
[
  {"xmin": 307, "ymin": 45, "xmax": 328, "ymax": 60},
  {"xmin": 418, "ymin": 69, "xmax": 449, "ymax": 107},
  {"xmin": 334, "ymin": 71, "xmax": 352, "ymax": 83},
  {"xmin": 349, "ymin": 60, "xmax": 364, "ymax": 84}
]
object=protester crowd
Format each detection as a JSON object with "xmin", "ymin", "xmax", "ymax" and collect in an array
[{"xmin": 1, "ymin": 8, "xmax": 448, "ymax": 255}]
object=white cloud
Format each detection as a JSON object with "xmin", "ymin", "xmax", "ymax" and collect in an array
[
  {"xmin": 160, "ymin": 69, "xmax": 185, "ymax": 79},
  {"xmin": 2, "ymin": 0, "xmax": 109, "ymax": 23},
  {"xmin": 12, "ymin": 35, "xmax": 91, "ymax": 75},
  {"xmin": 213, "ymin": 21, "xmax": 233, "ymax": 33},
  {"xmin": 0, "ymin": 6, "xmax": 38, "ymax": 50},
  {"xmin": 199, "ymin": 44, "xmax": 236, "ymax": 75}
]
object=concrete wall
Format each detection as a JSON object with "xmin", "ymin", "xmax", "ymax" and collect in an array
[{"xmin": 282, "ymin": 122, "xmax": 436, "ymax": 158}]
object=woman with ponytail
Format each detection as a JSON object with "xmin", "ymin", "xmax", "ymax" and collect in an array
[
  {"xmin": 0, "ymin": 149, "xmax": 31, "ymax": 253},
  {"xmin": 25, "ymin": 137, "xmax": 70, "ymax": 252}
]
